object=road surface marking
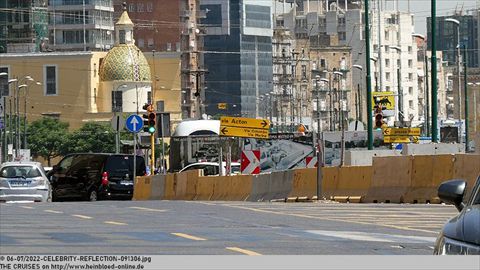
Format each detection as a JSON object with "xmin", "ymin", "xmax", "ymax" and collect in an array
[
  {"xmin": 44, "ymin": 210, "xmax": 63, "ymax": 214},
  {"xmin": 306, "ymin": 230, "xmax": 437, "ymax": 243},
  {"xmin": 217, "ymin": 204, "xmax": 439, "ymax": 234},
  {"xmin": 129, "ymin": 207, "xmax": 168, "ymax": 212},
  {"xmin": 20, "ymin": 206, "xmax": 34, "ymax": 209},
  {"xmin": 72, "ymin": 214, "xmax": 93, "ymax": 219},
  {"xmin": 171, "ymin": 233, "xmax": 206, "ymax": 241},
  {"xmin": 226, "ymin": 247, "xmax": 262, "ymax": 256},
  {"xmin": 104, "ymin": 221, "xmax": 128, "ymax": 226}
]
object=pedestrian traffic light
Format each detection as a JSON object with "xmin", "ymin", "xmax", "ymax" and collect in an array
[{"xmin": 374, "ymin": 105, "xmax": 383, "ymax": 129}]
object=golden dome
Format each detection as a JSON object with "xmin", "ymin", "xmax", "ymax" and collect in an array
[{"xmin": 99, "ymin": 44, "xmax": 151, "ymax": 82}]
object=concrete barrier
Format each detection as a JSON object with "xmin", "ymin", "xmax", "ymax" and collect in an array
[
  {"xmin": 174, "ymin": 171, "xmax": 189, "ymax": 200},
  {"xmin": 211, "ymin": 176, "xmax": 230, "ymax": 201},
  {"xmin": 150, "ymin": 174, "xmax": 166, "ymax": 200},
  {"xmin": 184, "ymin": 170, "xmax": 200, "ymax": 200},
  {"xmin": 289, "ymin": 168, "xmax": 316, "ymax": 199},
  {"xmin": 132, "ymin": 176, "xmax": 152, "ymax": 200},
  {"xmin": 364, "ymin": 156, "xmax": 412, "ymax": 203},
  {"xmin": 229, "ymin": 175, "xmax": 253, "ymax": 201},
  {"xmin": 195, "ymin": 176, "xmax": 215, "ymax": 200},
  {"xmin": 403, "ymin": 155, "xmax": 455, "ymax": 204},
  {"xmin": 163, "ymin": 173, "xmax": 176, "ymax": 200},
  {"xmin": 263, "ymin": 170, "xmax": 292, "ymax": 201},
  {"xmin": 453, "ymin": 154, "xmax": 480, "ymax": 200},
  {"xmin": 321, "ymin": 167, "xmax": 339, "ymax": 200},
  {"xmin": 248, "ymin": 173, "xmax": 271, "ymax": 202},
  {"xmin": 333, "ymin": 166, "xmax": 373, "ymax": 202}
]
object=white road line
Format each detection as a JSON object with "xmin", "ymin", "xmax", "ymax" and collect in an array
[
  {"xmin": 226, "ymin": 247, "xmax": 262, "ymax": 256},
  {"xmin": 306, "ymin": 230, "xmax": 437, "ymax": 243},
  {"xmin": 129, "ymin": 207, "xmax": 168, "ymax": 212},
  {"xmin": 104, "ymin": 221, "xmax": 128, "ymax": 226},
  {"xmin": 44, "ymin": 210, "xmax": 63, "ymax": 214},
  {"xmin": 20, "ymin": 206, "xmax": 34, "ymax": 209},
  {"xmin": 72, "ymin": 214, "xmax": 93, "ymax": 219},
  {"xmin": 171, "ymin": 233, "xmax": 206, "ymax": 241}
]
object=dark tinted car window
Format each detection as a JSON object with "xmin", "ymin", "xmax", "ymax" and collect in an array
[{"xmin": 105, "ymin": 156, "xmax": 146, "ymax": 176}]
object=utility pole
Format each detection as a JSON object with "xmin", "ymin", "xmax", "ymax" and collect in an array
[
  {"xmin": 463, "ymin": 44, "xmax": 469, "ymax": 152},
  {"xmin": 431, "ymin": 0, "xmax": 439, "ymax": 143},
  {"xmin": 365, "ymin": 0, "xmax": 374, "ymax": 149}
]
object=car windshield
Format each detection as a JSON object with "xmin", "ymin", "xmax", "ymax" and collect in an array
[
  {"xmin": 471, "ymin": 177, "xmax": 480, "ymax": 205},
  {"xmin": 231, "ymin": 165, "xmax": 240, "ymax": 174},
  {"xmin": 105, "ymin": 156, "xmax": 145, "ymax": 175},
  {"xmin": 0, "ymin": 166, "xmax": 41, "ymax": 178}
]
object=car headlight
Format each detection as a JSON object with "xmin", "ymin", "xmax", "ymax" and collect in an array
[{"xmin": 434, "ymin": 235, "xmax": 480, "ymax": 255}]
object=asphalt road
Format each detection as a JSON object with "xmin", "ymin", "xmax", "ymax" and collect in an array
[{"xmin": 0, "ymin": 200, "xmax": 458, "ymax": 255}]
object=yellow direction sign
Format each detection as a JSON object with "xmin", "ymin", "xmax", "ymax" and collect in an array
[
  {"xmin": 383, "ymin": 136, "xmax": 411, "ymax": 144},
  {"xmin": 372, "ymin": 91, "xmax": 395, "ymax": 110},
  {"xmin": 220, "ymin": 116, "xmax": 270, "ymax": 130},
  {"xmin": 383, "ymin": 127, "xmax": 421, "ymax": 136},
  {"xmin": 220, "ymin": 126, "xmax": 269, "ymax": 139}
]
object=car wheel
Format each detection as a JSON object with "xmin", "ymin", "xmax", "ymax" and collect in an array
[{"xmin": 88, "ymin": 190, "xmax": 98, "ymax": 202}]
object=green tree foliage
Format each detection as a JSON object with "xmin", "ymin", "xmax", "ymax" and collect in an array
[
  {"xmin": 27, "ymin": 117, "xmax": 69, "ymax": 166},
  {"xmin": 65, "ymin": 122, "xmax": 116, "ymax": 154}
]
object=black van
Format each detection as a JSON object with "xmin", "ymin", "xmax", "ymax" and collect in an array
[{"xmin": 49, "ymin": 153, "xmax": 146, "ymax": 201}]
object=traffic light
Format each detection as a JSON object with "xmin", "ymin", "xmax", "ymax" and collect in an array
[
  {"xmin": 147, "ymin": 111, "xmax": 156, "ymax": 134},
  {"xmin": 142, "ymin": 104, "xmax": 151, "ymax": 132},
  {"xmin": 374, "ymin": 105, "xmax": 383, "ymax": 129}
]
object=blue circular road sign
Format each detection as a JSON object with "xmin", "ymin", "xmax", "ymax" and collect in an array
[{"xmin": 125, "ymin": 114, "xmax": 143, "ymax": 133}]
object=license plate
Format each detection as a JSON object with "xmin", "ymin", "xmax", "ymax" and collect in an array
[
  {"xmin": 9, "ymin": 181, "xmax": 31, "ymax": 187},
  {"xmin": 120, "ymin": 180, "xmax": 133, "ymax": 185}
]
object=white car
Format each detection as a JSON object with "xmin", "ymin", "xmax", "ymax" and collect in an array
[
  {"xmin": 0, "ymin": 162, "xmax": 51, "ymax": 203},
  {"xmin": 179, "ymin": 162, "xmax": 241, "ymax": 176}
]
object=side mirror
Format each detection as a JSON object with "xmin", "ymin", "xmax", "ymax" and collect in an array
[{"xmin": 438, "ymin": 179, "xmax": 467, "ymax": 212}]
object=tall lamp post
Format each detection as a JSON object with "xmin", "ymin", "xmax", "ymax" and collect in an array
[
  {"xmin": 431, "ymin": 0, "xmax": 439, "ymax": 143},
  {"xmin": 365, "ymin": 0, "xmax": 374, "ymax": 149},
  {"xmin": 333, "ymin": 71, "xmax": 344, "ymax": 131},
  {"xmin": 445, "ymin": 18, "xmax": 461, "ymax": 121},
  {"xmin": 0, "ymin": 72, "xmax": 7, "ymax": 162}
]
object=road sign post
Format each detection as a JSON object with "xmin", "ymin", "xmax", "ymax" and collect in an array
[
  {"xmin": 220, "ymin": 116, "xmax": 270, "ymax": 139},
  {"xmin": 126, "ymin": 114, "xmax": 144, "ymax": 181},
  {"xmin": 111, "ymin": 114, "xmax": 125, "ymax": 154}
]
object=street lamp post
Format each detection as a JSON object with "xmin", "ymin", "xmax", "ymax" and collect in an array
[
  {"xmin": 365, "ymin": 0, "xmax": 374, "ymax": 149},
  {"xmin": 353, "ymin": 65, "xmax": 363, "ymax": 123},
  {"xmin": 333, "ymin": 71, "xmax": 344, "ymax": 131},
  {"xmin": 463, "ymin": 45, "xmax": 469, "ymax": 152},
  {"xmin": 431, "ymin": 0, "xmax": 439, "ymax": 143},
  {"xmin": 445, "ymin": 18, "xmax": 461, "ymax": 121}
]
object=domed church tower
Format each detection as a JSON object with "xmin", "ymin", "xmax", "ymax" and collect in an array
[{"xmin": 98, "ymin": 2, "xmax": 151, "ymax": 113}]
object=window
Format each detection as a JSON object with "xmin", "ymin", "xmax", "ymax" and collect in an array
[
  {"xmin": 386, "ymin": 72, "xmax": 390, "ymax": 81},
  {"xmin": 320, "ymin": 59, "xmax": 326, "ymax": 68},
  {"xmin": 129, "ymin": 3, "xmax": 135, "ymax": 12},
  {"xmin": 146, "ymin": 3, "xmax": 153, "ymax": 12},
  {"xmin": 339, "ymin": 32, "xmax": 346, "ymax": 41},
  {"xmin": 408, "ymin": 46, "xmax": 412, "ymax": 53},
  {"xmin": 0, "ymin": 67, "xmax": 9, "ymax": 96},
  {"xmin": 119, "ymin": 30, "xmax": 126, "ymax": 44},
  {"xmin": 301, "ymin": 65, "xmax": 307, "ymax": 80},
  {"xmin": 147, "ymin": 91, "xmax": 152, "ymax": 105},
  {"xmin": 408, "ymin": 73, "xmax": 413, "ymax": 80},
  {"xmin": 138, "ymin": 38, "xmax": 144, "ymax": 48},
  {"xmin": 148, "ymin": 38, "xmax": 154, "ymax": 48},
  {"xmin": 112, "ymin": 91, "xmax": 122, "ymax": 112},
  {"xmin": 409, "ymin": 100, "xmax": 414, "ymax": 109},
  {"xmin": 44, "ymin": 65, "xmax": 57, "ymax": 96},
  {"xmin": 408, "ymin": 59, "xmax": 413, "ymax": 68},
  {"xmin": 385, "ymin": 59, "xmax": 390, "ymax": 67},
  {"xmin": 409, "ymin": 87, "xmax": 413, "ymax": 95},
  {"xmin": 385, "ymin": 30, "xmax": 389, "ymax": 41},
  {"xmin": 137, "ymin": 3, "xmax": 144, "ymax": 12}
]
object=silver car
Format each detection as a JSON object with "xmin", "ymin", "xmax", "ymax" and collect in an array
[{"xmin": 0, "ymin": 162, "xmax": 51, "ymax": 202}]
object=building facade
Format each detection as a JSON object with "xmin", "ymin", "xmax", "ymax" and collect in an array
[
  {"xmin": 199, "ymin": 0, "xmax": 273, "ymax": 118},
  {"xmin": 113, "ymin": 0, "xmax": 181, "ymax": 52},
  {"xmin": 48, "ymin": 0, "xmax": 115, "ymax": 52},
  {"xmin": 0, "ymin": 0, "xmax": 48, "ymax": 53},
  {"xmin": 427, "ymin": 12, "xmax": 479, "ymax": 68}
]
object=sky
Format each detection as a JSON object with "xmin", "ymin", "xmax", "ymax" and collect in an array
[{"xmin": 392, "ymin": 0, "xmax": 479, "ymax": 35}]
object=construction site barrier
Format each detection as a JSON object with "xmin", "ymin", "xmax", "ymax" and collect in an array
[
  {"xmin": 453, "ymin": 154, "xmax": 480, "ymax": 200},
  {"xmin": 403, "ymin": 155, "xmax": 455, "ymax": 204},
  {"xmin": 150, "ymin": 174, "xmax": 166, "ymax": 200},
  {"xmin": 132, "ymin": 176, "xmax": 152, "ymax": 200},
  {"xmin": 249, "ymin": 173, "xmax": 271, "ymax": 202},
  {"xmin": 289, "ymin": 168, "xmax": 316, "ymax": 199},
  {"xmin": 163, "ymin": 173, "xmax": 176, "ymax": 200},
  {"xmin": 264, "ymin": 170, "xmax": 293, "ymax": 201},
  {"xmin": 321, "ymin": 167, "xmax": 339, "ymax": 199},
  {"xmin": 229, "ymin": 174, "xmax": 253, "ymax": 201},
  {"xmin": 195, "ymin": 176, "xmax": 215, "ymax": 200},
  {"xmin": 332, "ymin": 166, "xmax": 373, "ymax": 203},
  {"xmin": 364, "ymin": 156, "xmax": 412, "ymax": 203}
]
